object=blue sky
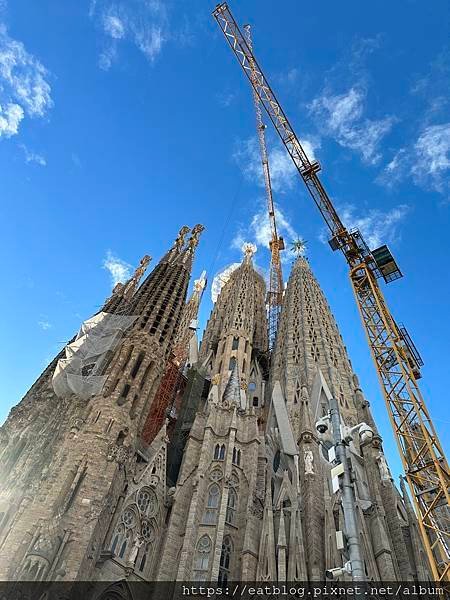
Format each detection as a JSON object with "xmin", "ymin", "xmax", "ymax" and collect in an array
[{"xmin": 1, "ymin": 0, "xmax": 449, "ymax": 482}]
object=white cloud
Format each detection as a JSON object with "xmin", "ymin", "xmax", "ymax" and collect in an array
[
  {"xmin": 103, "ymin": 15, "xmax": 125, "ymax": 39},
  {"xmin": 276, "ymin": 67, "xmax": 299, "ymax": 87},
  {"xmin": 38, "ymin": 320, "xmax": 52, "ymax": 330},
  {"xmin": 211, "ymin": 263, "xmax": 240, "ymax": 303},
  {"xmin": 233, "ymin": 136, "xmax": 318, "ymax": 194},
  {"xmin": 309, "ymin": 87, "xmax": 394, "ymax": 165},
  {"xmin": 231, "ymin": 199, "xmax": 300, "ymax": 267},
  {"xmin": 103, "ymin": 250, "xmax": 132, "ymax": 287},
  {"xmin": 320, "ymin": 203, "xmax": 409, "ymax": 249},
  {"xmin": 0, "ymin": 102, "xmax": 23, "ymax": 137},
  {"xmin": 0, "ymin": 24, "xmax": 52, "ymax": 138},
  {"xmin": 379, "ymin": 123, "xmax": 450, "ymax": 198},
  {"xmin": 91, "ymin": 0, "xmax": 168, "ymax": 69},
  {"xmin": 216, "ymin": 90, "xmax": 236, "ymax": 108},
  {"xmin": 412, "ymin": 123, "xmax": 450, "ymax": 184},
  {"xmin": 250, "ymin": 203, "xmax": 298, "ymax": 249},
  {"xmin": 19, "ymin": 143, "xmax": 46, "ymax": 166}
]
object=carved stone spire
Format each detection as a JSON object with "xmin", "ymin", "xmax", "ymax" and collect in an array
[{"xmin": 222, "ymin": 361, "xmax": 241, "ymax": 407}]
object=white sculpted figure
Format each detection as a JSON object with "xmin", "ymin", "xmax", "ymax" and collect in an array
[
  {"xmin": 376, "ymin": 451, "xmax": 392, "ymax": 484},
  {"xmin": 304, "ymin": 449, "xmax": 314, "ymax": 475},
  {"xmin": 128, "ymin": 535, "xmax": 144, "ymax": 565}
]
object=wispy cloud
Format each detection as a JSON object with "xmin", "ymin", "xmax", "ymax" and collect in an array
[
  {"xmin": 379, "ymin": 123, "xmax": 450, "ymax": 199},
  {"xmin": 308, "ymin": 86, "xmax": 395, "ymax": 165},
  {"xmin": 19, "ymin": 143, "xmax": 46, "ymax": 166},
  {"xmin": 38, "ymin": 319, "xmax": 52, "ymax": 330},
  {"xmin": 0, "ymin": 24, "xmax": 52, "ymax": 138},
  {"xmin": 231, "ymin": 199, "xmax": 299, "ymax": 266},
  {"xmin": 103, "ymin": 250, "xmax": 132, "ymax": 287},
  {"xmin": 319, "ymin": 203, "xmax": 410, "ymax": 249},
  {"xmin": 232, "ymin": 135, "xmax": 318, "ymax": 194},
  {"xmin": 276, "ymin": 67, "xmax": 299, "ymax": 87},
  {"xmin": 216, "ymin": 90, "xmax": 236, "ymax": 108},
  {"xmin": 90, "ymin": 0, "xmax": 168, "ymax": 70},
  {"xmin": 410, "ymin": 47, "xmax": 449, "ymax": 121}
]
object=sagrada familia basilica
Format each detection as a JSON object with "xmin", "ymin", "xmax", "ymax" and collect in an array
[{"xmin": 0, "ymin": 224, "xmax": 430, "ymax": 594}]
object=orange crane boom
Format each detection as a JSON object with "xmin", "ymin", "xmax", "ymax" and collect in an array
[
  {"xmin": 243, "ymin": 24, "xmax": 284, "ymax": 351},
  {"xmin": 213, "ymin": 2, "xmax": 450, "ymax": 581}
]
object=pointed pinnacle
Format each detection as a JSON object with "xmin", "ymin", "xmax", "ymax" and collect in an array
[{"xmin": 222, "ymin": 360, "xmax": 241, "ymax": 406}]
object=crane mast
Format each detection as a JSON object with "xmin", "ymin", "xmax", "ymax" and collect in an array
[
  {"xmin": 243, "ymin": 24, "xmax": 284, "ymax": 351},
  {"xmin": 213, "ymin": 2, "xmax": 450, "ymax": 582}
]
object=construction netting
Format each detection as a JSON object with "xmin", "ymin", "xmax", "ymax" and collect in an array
[{"xmin": 52, "ymin": 312, "xmax": 137, "ymax": 400}]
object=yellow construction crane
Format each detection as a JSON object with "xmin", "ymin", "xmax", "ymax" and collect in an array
[
  {"xmin": 213, "ymin": 2, "xmax": 450, "ymax": 581},
  {"xmin": 243, "ymin": 23, "xmax": 284, "ymax": 351}
]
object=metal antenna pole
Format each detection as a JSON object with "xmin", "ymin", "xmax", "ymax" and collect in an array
[{"xmin": 329, "ymin": 396, "xmax": 366, "ymax": 582}]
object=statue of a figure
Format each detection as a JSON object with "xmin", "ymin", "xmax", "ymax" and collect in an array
[
  {"xmin": 188, "ymin": 224, "xmax": 205, "ymax": 250},
  {"xmin": 242, "ymin": 242, "xmax": 257, "ymax": 260},
  {"xmin": 121, "ymin": 254, "xmax": 152, "ymax": 299},
  {"xmin": 304, "ymin": 449, "xmax": 314, "ymax": 475},
  {"xmin": 132, "ymin": 254, "xmax": 151, "ymax": 282},
  {"xmin": 376, "ymin": 451, "xmax": 392, "ymax": 484},
  {"xmin": 128, "ymin": 535, "xmax": 144, "ymax": 565},
  {"xmin": 301, "ymin": 385, "xmax": 309, "ymax": 403},
  {"xmin": 174, "ymin": 225, "xmax": 191, "ymax": 253},
  {"xmin": 211, "ymin": 373, "xmax": 221, "ymax": 386}
]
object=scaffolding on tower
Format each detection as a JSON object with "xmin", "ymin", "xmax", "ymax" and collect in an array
[{"xmin": 141, "ymin": 272, "xmax": 207, "ymax": 446}]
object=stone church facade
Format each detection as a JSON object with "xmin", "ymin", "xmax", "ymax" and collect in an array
[{"xmin": 0, "ymin": 230, "xmax": 429, "ymax": 591}]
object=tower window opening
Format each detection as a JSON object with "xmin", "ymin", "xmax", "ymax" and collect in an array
[
  {"xmin": 139, "ymin": 363, "xmax": 153, "ymax": 390},
  {"xmin": 248, "ymin": 382, "xmax": 256, "ymax": 392},
  {"xmin": 232, "ymin": 447, "xmax": 241, "ymax": 466},
  {"xmin": 232, "ymin": 337, "xmax": 239, "ymax": 350},
  {"xmin": 225, "ymin": 488, "xmax": 237, "ymax": 525},
  {"xmin": 229, "ymin": 357, "xmax": 236, "ymax": 371},
  {"xmin": 193, "ymin": 535, "xmax": 212, "ymax": 582},
  {"xmin": 131, "ymin": 352, "xmax": 145, "ymax": 379},
  {"xmin": 252, "ymin": 397, "xmax": 259, "ymax": 407},
  {"xmin": 118, "ymin": 383, "xmax": 131, "ymax": 404},
  {"xmin": 202, "ymin": 485, "xmax": 220, "ymax": 524},
  {"xmin": 218, "ymin": 536, "xmax": 232, "ymax": 586}
]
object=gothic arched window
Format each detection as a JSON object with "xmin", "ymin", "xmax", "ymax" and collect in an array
[
  {"xmin": 193, "ymin": 535, "xmax": 212, "ymax": 582},
  {"xmin": 226, "ymin": 488, "xmax": 237, "ymax": 525},
  {"xmin": 219, "ymin": 444, "xmax": 226, "ymax": 460},
  {"xmin": 218, "ymin": 536, "xmax": 233, "ymax": 585},
  {"xmin": 228, "ymin": 357, "xmax": 236, "ymax": 371},
  {"xmin": 203, "ymin": 484, "xmax": 221, "ymax": 524},
  {"xmin": 136, "ymin": 521, "xmax": 156, "ymax": 575},
  {"xmin": 214, "ymin": 444, "xmax": 220, "ymax": 459},
  {"xmin": 111, "ymin": 506, "xmax": 138, "ymax": 561}
]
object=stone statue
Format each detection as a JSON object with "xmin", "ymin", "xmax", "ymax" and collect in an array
[
  {"xmin": 132, "ymin": 254, "xmax": 151, "ymax": 283},
  {"xmin": 174, "ymin": 226, "xmax": 191, "ymax": 253},
  {"xmin": 242, "ymin": 242, "xmax": 257, "ymax": 260},
  {"xmin": 376, "ymin": 451, "xmax": 392, "ymax": 484},
  {"xmin": 304, "ymin": 449, "xmax": 314, "ymax": 475},
  {"xmin": 188, "ymin": 224, "xmax": 205, "ymax": 250},
  {"xmin": 128, "ymin": 535, "xmax": 144, "ymax": 565},
  {"xmin": 211, "ymin": 373, "xmax": 221, "ymax": 386}
]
